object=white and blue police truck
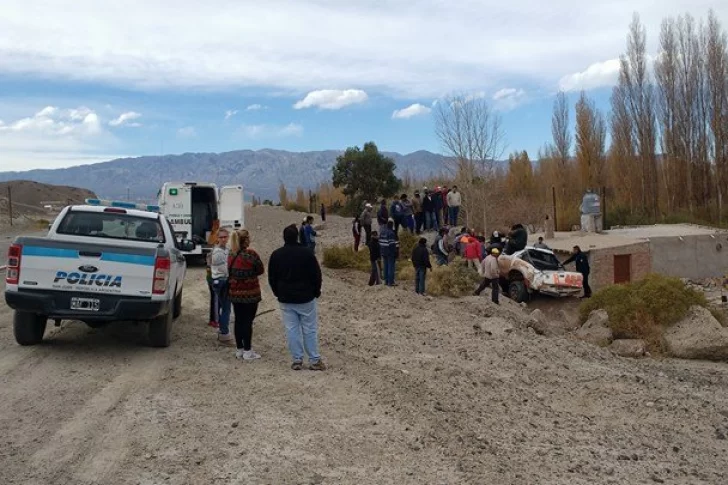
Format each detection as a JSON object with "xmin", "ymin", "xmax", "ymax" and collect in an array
[{"xmin": 4, "ymin": 199, "xmax": 195, "ymax": 348}]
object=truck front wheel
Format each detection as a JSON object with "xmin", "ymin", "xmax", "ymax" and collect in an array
[
  {"xmin": 148, "ymin": 310, "xmax": 173, "ymax": 348},
  {"xmin": 14, "ymin": 311, "xmax": 48, "ymax": 345},
  {"xmin": 508, "ymin": 280, "xmax": 529, "ymax": 303}
]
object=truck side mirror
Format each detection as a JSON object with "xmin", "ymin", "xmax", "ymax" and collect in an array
[{"xmin": 179, "ymin": 239, "xmax": 196, "ymax": 252}]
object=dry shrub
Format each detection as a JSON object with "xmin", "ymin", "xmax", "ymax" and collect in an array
[
  {"xmin": 397, "ymin": 264, "xmax": 415, "ymax": 281},
  {"xmin": 322, "ymin": 245, "xmax": 370, "ymax": 272},
  {"xmin": 398, "ymin": 231, "xmax": 419, "ymax": 259},
  {"xmin": 579, "ymin": 273, "xmax": 709, "ymax": 352},
  {"xmin": 427, "ymin": 259, "xmax": 481, "ymax": 297}
]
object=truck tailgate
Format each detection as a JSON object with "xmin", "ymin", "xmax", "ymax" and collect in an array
[{"xmin": 15, "ymin": 237, "xmax": 158, "ymax": 298}]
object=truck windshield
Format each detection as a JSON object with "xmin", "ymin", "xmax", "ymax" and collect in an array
[
  {"xmin": 523, "ymin": 249, "xmax": 563, "ymax": 271},
  {"xmin": 57, "ymin": 211, "xmax": 165, "ymax": 243}
]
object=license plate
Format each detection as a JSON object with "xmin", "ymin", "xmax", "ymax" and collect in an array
[{"xmin": 70, "ymin": 297, "xmax": 100, "ymax": 311}]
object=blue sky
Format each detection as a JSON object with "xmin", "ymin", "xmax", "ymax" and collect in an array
[{"xmin": 0, "ymin": 0, "xmax": 724, "ymax": 172}]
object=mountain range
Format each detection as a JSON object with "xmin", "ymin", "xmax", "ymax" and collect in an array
[{"xmin": 0, "ymin": 149, "xmax": 453, "ymax": 202}]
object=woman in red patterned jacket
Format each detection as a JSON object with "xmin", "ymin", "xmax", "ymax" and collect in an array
[{"xmin": 227, "ymin": 229, "xmax": 265, "ymax": 361}]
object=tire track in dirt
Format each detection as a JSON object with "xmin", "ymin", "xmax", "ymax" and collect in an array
[{"xmin": 25, "ymin": 351, "xmax": 167, "ymax": 484}]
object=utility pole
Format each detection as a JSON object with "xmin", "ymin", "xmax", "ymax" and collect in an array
[
  {"xmin": 7, "ymin": 186, "xmax": 12, "ymax": 226},
  {"xmin": 127, "ymin": 186, "xmax": 130, "ymax": 201}
]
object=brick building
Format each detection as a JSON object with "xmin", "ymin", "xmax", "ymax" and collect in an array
[{"xmin": 529, "ymin": 224, "xmax": 728, "ymax": 292}]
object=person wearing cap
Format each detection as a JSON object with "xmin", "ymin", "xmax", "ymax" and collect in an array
[
  {"xmin": 360, "ymin": 203, "xmax": 374, "ymax": 245},
  {"xmin": 474, "ymin": 247, "xmax": 501, "ymax": 304}
]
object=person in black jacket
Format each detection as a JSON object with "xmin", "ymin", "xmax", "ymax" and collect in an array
[
  {"xmin": 411, "ymin": 237, "xmax": 432, "ymax": 294},
  {"xmin": 503, "ymin": 224, "xmax": 528, "ymax": 255},
  {"xmin": 268, "ymin": 224, "xmax": 326, "ymax": 371},
  {"xmin": 562, "ymin": 245, "xmax": 591, "ymax": 298}
]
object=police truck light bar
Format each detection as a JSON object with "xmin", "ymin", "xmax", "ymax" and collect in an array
[{"xmin": 85, "ymin": 198, "xmax": 160, "ymax": 213}]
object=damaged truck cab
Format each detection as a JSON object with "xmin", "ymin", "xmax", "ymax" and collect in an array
[{"xmin": 497, "ymin": 247, "xmax": 583, "ymax": 303}]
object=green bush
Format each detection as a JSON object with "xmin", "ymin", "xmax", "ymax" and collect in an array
[
  {"xmin": 322, "ymin": 245, "xmax": 371, "ymax": 272},
  {"xmin": 578, "ymin": 273, "xmax": 710, "ymax": 351}
]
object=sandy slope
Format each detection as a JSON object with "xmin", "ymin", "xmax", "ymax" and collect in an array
[{"xmin": 0, "ymin": 206, "xmax": 727, "ymax": 485}]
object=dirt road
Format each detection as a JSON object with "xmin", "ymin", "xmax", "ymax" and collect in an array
[{"xmin": 1, "ymin": 206, "xmax": 727, "ymax": 484}]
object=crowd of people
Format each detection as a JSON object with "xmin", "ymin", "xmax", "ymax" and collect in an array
[
  {"xmin": 205, "ymin": 225, "xmax": 326, "ymax": 371},
  {"xmin": 347, "ymin": 186, "xmax": 592, "ymax": 300}
]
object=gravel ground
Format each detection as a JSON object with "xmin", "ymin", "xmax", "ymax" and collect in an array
[{"xmin": 0, "ymin": 205, "xmax": 727, "ymax": 485}]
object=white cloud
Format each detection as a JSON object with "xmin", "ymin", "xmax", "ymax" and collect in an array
[
  {"xmin": 239, "ymin": 122, "xmax": 303, "ymax": 139},
  {"xmin": 392, "ymin": 103, "xmax": 431, "ymax": 119},
  {"xmin": 492, "ymin": 87, "xmax": 527, "ymax": 111},
  {"xmin": 1, "ymin": 2, "xmax": 726, "ymax": 99},
  {"xmin": 245, "ymin": 104, "xmax": 266, "ymax": 111},
  {"xmin": 0, "ymin": 105, "xmax": 119, "ymax": 171},
  {"xmin": 0, "ymin": 105, "xmax": 102, "ymax": 137},
  {"xmin": 109, "ymin": 111, "xmax": 142, "ymax": 127},
  {"xmin": 177, "ymin": 126, "xmax": 197, "ymax": 138},
  {"xmin": 493, "ymin": 88, "xmax": 523, "ymax": 101},
  {"xmin": 558, "ymin": 58, "xmax": 621, "ymax": 92},
  {"xmin": 293, "ymin": 89, "xmax": 368, "ymax": 110},
  {"xmin": 224, "ymin": 109, "xmax": 239, "ymax": 120}
]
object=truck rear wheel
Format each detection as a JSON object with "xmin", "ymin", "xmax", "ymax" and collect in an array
[
  {"xmin": 14, "ymin": 311, "xmax": 48, "ymax": 346},
  {"xmin": 148, "ymin": 310, "xmax": 173, "ymax": 348}
]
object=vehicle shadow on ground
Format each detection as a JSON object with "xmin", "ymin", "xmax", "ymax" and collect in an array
[{"xmin": 38, "ymin": 320, "xmax": 157, "ymax": 351}]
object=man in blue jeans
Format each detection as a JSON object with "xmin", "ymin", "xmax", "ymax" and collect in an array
[
  {"xmin": 378, "ymin": 218, "xmax": 399, "ymax": 286},
  {"xmin": 411, "ymin": 237, "xmax": 432, "ymax": 294},
  {"xmin": 268, "ymin": 224, "xmax": 326, "ymax": 371}
]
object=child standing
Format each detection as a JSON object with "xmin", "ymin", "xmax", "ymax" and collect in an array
[
  {"xmin": 411, "ymin": 237, "xmax": 432, "ymax": 295},
  {"xmin": 367, "ymin": 230, "xmax": 382, "ymax": 286}
]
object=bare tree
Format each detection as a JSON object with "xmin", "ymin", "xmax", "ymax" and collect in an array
[
  {"xmin": 618, "ymin": 13, "xmax": 659, "ymax": 219},
  {"xmin": 704, "ymin": 10, "xmax": 728, "ymax": 220},
  {"xmin": 552, "ymin": 91, "xmax": 572, "ymax": 169},
  {"xmin": 575, "ymin": 91, "xmax": 607, "ymax": 191},
  {"xmin": 434, "ymin": 93, "xmax": 505, "ymax": 231},
  {"xmin": 655, "ymin": 16, "xmax": 683, "ymax": 212},
  {"xmin": 609, "ymin": 83, "xmax": 639, "ymax": 213}
]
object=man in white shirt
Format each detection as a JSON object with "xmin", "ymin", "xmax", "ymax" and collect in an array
[
  {"xmin": 447, "ymin": 186, "xmax": 462, "ymax": 226},
  {"xmin": 473, "ymin": 247, "xmax": 500, "ymax": 304}
]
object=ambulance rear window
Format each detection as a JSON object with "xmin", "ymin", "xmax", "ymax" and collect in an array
[{"xmin": 57, "ymin": 211, "xmax": 165, "ymax": 243}]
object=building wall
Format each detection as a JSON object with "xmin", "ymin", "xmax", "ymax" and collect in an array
[
  {"xmin": 588, "ymin": 243, "xmax": 652, "ymax": 291},
  {"xmin": 556, "ymin": 242, "xmax": 652, "ymax": 291},
  {"xmin": 649, "ymin": 234, "xmax": 728, "ymax": 280}
]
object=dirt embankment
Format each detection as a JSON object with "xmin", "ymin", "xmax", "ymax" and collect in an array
[
  {"xmin": 0, "ymin": 180, "xmax": 97, "ymax": 217},
  {"xmin": 0, "ymin": 206, "xmax": 727, "ymax": 485}
]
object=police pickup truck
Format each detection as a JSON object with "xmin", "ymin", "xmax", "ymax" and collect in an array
[{"xmin": 4, "ymin": 199, "xmax": 195, "ymax": 347}]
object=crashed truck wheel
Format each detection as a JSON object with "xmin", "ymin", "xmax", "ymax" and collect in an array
[
  {"xmin": 508, "ymin": 280, "xmax": 529, "ymax": 303},
  {"xmin": 148, "ymin": 310, "xmax": 173, "ymax": 348},
  {"xmin": 13, "ymin": 311, "xmax": 48, "ymax": 346}
]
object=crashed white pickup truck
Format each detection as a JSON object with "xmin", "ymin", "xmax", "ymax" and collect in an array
[
  {"xmin": 4, "ymin": 200, "xmax": 195, "ymax": 347},
  {"xmin": 497, "ymin": 247, "xmax": 583, "ymax": 303}
]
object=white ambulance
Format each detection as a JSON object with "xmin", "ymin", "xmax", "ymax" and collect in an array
[{"xmin": 157, "ymin": 182, "xmax": 245, "ymax": 258}]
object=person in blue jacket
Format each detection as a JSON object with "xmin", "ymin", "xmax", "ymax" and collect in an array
[
  {"xmin": 303, "ymin": 215, "xmax": 317, "ymax": 253},
  {"xmin": 378, "ymin": 218, "xmax": 400, "ymax": 286}
]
